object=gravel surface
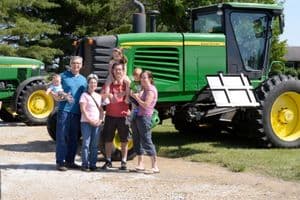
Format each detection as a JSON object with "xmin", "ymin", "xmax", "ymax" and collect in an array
[{"xmin": 0, "ymin": 122, "xmax": 300, "ymax": 200}]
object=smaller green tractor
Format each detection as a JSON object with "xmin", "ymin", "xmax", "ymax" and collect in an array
[{"xmin": 0, "ymin": 56, "xmax": 55, "ymax": 125}]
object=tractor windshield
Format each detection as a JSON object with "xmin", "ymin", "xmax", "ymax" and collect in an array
[{"xmin": 230, "ymin": 12, "xmax": 268, "ymax": 71}]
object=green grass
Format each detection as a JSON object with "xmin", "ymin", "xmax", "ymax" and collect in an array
[{"xmin": 152, "ymin": 120, "xmax": 300, "ymax": 181}]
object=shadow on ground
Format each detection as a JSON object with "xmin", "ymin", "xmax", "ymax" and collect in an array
[
  {"xmin": 0, "ymin": 163, "xmax": 57, "ymax": 171},
  {"xmin": 0, "ymin": 121, "xmax": 26, "ymax": 127},
  {"xmin": 0, "ymin": 140, "xmax": 55, "ymax": 153},
  {"xmin": 152, "ymin": 127, "xmax": 261, "ymax": 158}
]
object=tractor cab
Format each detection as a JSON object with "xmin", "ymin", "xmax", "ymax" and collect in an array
[{"xmin": 191, "ymin": 2, "xmax": 284, "ymax": 79}]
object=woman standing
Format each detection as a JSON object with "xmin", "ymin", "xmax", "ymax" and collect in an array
[
  {"xmin": 131, "ymin": 70, "xmax": 159, "ymax": 173},
  {"xmin": 79, "ymin": 74, "xmax": 104, "ymax": 171}
]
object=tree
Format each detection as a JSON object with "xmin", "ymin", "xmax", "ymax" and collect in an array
[
  {"xmin": 0, "ymin": 0, "xmax": 62, "ymax": 63},
  {"xmin": 0, "ymin": 0, "xmax": 287, "ymax": 69},
  {"xmin": 40, "ymin": 0, "xmax": 135, "ymax": 58}
]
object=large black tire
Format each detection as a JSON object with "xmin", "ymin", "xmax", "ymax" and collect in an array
[
  {"xmin": 255, "ymin": 75, "xmax": 300, "ymax": 148},
  {"xmin": 47, "ymin": 109, "xmax": 57, "ymax": 141},
  {"xmin": 231, "ymin": 108, "xmax": 260, "ymax": 137},
  {"xmin": 46, "ymin": 109, "xmax": 81, "ymax": 141},
  {"xmin": 0, "ymin": 108, "xmax": 19, "ymax": 122},
  {"xmin": 17, "ymin": 81, "xmax": 55, "ymax": 125},
  {"xmin": 99, "ymin": 130, "xmax": 136, "ymax": 161},
  {"xmin": 172, "ymin": 117, "xmax": 200, "ymax": 134},
  {"xmin": 172, "ymin": 105, "xmax": 202, "ymax": 134}
]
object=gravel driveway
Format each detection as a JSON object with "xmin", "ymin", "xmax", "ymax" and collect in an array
[{"xmin": 0, "ymin": 123, "xmax": 299, "ymax": 200}]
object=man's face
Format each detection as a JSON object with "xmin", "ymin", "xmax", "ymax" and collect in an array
[
  {"xmin": 70, "ymin": 59, "xmax": 82, "ymax": 75},
  {"xmin": 113, "ymin": 64, "xmax": 124, "ymax": 81}
]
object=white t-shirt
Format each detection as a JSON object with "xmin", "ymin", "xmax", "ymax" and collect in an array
[
  {"xmin": 49, "ymin": 84, "xmax": 63, "ymax": 93},
  {"xmin": 79, "ymin": 92, "xmax": 102, "ymax": 122}
]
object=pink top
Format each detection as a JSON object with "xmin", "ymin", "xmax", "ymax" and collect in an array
[
  {"xmin": 138, "ymin": 85, "xmax": 157, "ymax": 117},
  {"xmin": 79, "ymin": 92, "xmax": 102, "ymax": 122}
]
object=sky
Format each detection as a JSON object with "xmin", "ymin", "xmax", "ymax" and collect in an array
[{"xmin": 280, "ymin": 0, "xmax": 300, "ymax": 46}]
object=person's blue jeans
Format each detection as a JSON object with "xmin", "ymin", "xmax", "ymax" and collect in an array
[
  {"xmin": 131, "ymin": 115, "xmax": 157, "ymax": 156},
  {"xmin": 81, "ymin": 122, "xmax": 101, "ymax": 168},
  {"xmin": 56, "ymin": 111, "xmax": 80, "ymax": 165}
]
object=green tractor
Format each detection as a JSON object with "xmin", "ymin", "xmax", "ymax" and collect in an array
[
  {"xmin": 0, "ymin": 56, "xmax": 55, "ymax": 125},
  {"xmin": 47, "ymin": 1, "xmax": 300, "ymax": 159}
]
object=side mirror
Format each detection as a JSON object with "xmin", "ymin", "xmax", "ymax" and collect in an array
[{"xmin": 279, "ymin": 14, "xmax": 285, "ymax": 34}]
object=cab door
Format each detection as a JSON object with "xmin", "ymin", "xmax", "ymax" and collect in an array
[{"xmin": 224, "ymin": 9, "xmax": 271, "ymax": 79}]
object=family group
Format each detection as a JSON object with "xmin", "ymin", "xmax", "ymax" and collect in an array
[{"xmin": 47, "ymin": 48, "xmax": 159, "ymax": 173}]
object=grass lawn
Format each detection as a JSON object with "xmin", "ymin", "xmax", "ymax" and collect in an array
[{"xmin": 152, "ymin": 120, "xmax": 300, "ymax": 182}]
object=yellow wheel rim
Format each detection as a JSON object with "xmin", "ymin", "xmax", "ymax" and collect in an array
[
  {"xmin": 27, "ymin": 90, "xmax": 55, "ymax": 119},
  {"xmin": 271, "ymin": 92, "xmax": 300, "ymax": 141},
  {"xmin": 113, "ymin": 131, "xmax": 134, "ymax": 151}
]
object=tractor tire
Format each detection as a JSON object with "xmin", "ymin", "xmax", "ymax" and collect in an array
[
  {"xmin": 255, "ymin": 74, "xmax": 300, "ymax": 148},
  {"xmin": 47, "ymin": 109, "xmax": 57, "ymax": 141},
  {"xmin": 231, "ymin": 108, "xmax": 260, "ymax": 137},
  {"xmin": 172, "ymin": 107, "xmax": 201, "ymax": 134},
  {"xmin": 0, "ymin": 108, "xmax": 19, "ymax": 122},
  {"xmin": 172, "ymin": 117, "xmax": 199, "ymax": 134},
  {"xmin": 99, "ymin": 130, "xmax": 136, "ymax": 161},
  {"xmin": 46, "ymin": 109, "xmax": 81, "ymax": 141},
  {"xmin": 17, "ymin": 81, "xmax": 55, "ymax": 125}
]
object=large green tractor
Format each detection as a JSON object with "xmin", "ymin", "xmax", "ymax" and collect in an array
[
  {"xmin": 47, "ymin": 1, "xmax": 299, "ymax": 159},
  {"xmin": 0, "ymin": 56, "xmax": 55, "ymax": 125}
]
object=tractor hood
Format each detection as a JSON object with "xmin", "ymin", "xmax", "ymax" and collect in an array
[{"xmin": 0, "ymin": 56, "xmax": 44, "ymax": 69}]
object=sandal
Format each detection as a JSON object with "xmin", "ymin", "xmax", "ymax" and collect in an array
[
  {"xmin": 152, "ymin": 168, "xmax": 160, "ymax": 173},
  {"xmin": 135, "ymin": 167, "xmax": 145, "ymax": 172},
  {"xmin": 129, "ymin": 167, "xmax": 145, "ymax": 172},
  {"xmin": 144, "ymin": 168, "xmax": 160, "ymax": 174}
]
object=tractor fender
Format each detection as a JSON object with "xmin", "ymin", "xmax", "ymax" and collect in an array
[{"xmin": 13, "ymin": 76, "xmax": 46, "ymax": 110}]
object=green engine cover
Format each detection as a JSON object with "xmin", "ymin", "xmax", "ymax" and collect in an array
[{"xmin": 118, "ymin": 32, "xmax": 226, "ymax": 103}]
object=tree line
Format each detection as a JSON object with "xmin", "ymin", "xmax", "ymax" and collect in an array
[{"xmin": 0, "ymin": 0, "xmax": 287, "ymax": 72}]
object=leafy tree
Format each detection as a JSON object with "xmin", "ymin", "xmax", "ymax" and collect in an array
[
  {"xmin": 0, "ymin": 0, "xmax": 288, "ymax": 71},
  {"xmin": 41, "ymin": 0, "xmax": 135, "ymax": 57},
  {"xmin": 269, "ymin": 15, "xmax": 287, "ymax": 75},
  {"xmin": 0, "ymin": 0, "xmax": 62, "ymax": 63}
]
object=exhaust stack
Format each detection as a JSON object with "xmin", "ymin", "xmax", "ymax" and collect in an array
[
  {"xmin": 148, "ymin": 10, "xmax": 160, "ymax": 32},
  {"xmin": 132, "ymin": 0, "xmax": 146, "ymax": 33}
]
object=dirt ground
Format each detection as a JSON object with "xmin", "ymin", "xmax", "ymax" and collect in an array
[{"xmin": 0, "ymin": 122, "xmax": 300, "ymax": 200}]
